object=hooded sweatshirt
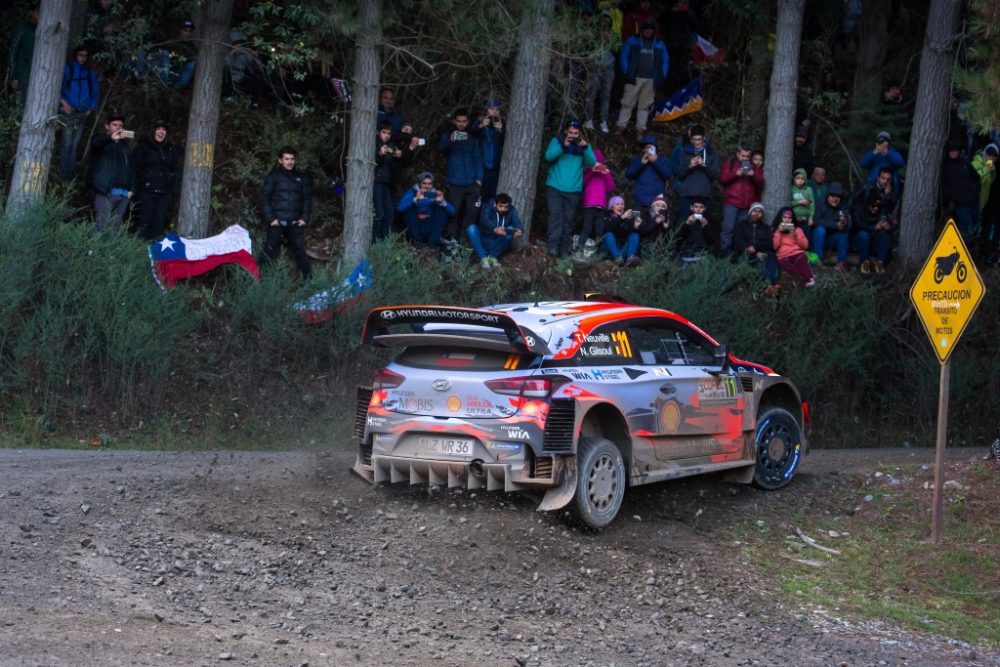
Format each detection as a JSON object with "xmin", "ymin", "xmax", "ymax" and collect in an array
[
  {"xmin": 790, "ymin": 168, "xmax": 814, "ymax": 220},
  {"xmin": 583, "ymin": 150, "xmax": 617, "ymax": 208},
  {"xmin": 625, "ymin": 147, "xmax": 673, "ymax": 207},
  {"xmin": 971, "ymin": 144, "xmax": 998, "ymax": 210},
  {"xmin": 670, "ymin": 139, "xmax": 719, "ymax": 199}
]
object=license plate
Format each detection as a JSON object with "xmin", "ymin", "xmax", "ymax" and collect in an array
[{"xmin": 416, "ymin": 436, "xmax": 474, "ymax": 457}]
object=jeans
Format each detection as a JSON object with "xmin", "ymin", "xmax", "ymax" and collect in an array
[
  {"xmin": 467, "ymin": 224, "xmax": 513, "ymax": 260},
  {"xmin": 135, "ymin": 49, "xmax": 197, "ymax": 88},
  {"xmin": 852, "ymin": 229, "xmax": 891, "ymax": 262},
  {"xmin": 59, "ymin": 111, "xmax": 87, "ymax": 182},
  {"xmin": 372, "ymin": 183, "xmax": 395, "ymax": 240},
  {"xmin": 405, "ymin": 208, "xmax": 447, "ymax": 248},
  {"xmin": 546, "ymin": 187, "xmax": 581, "ymax": 257},
  {"xmin": 811, "ymin": 226, "xmax": 850, "ymax": 262},
  {"xmin": 953, "ymin": 206, "xmax": 981, "ymax": 241},
  {"xmin": 261, "ymin": 223, "xmax": 311, "ymax": 279},
  {"xmin": 93, "ymin": 193, "xmax": 130, "ymax": 231},
  {"xmin": 747, "ymin": 251, "xmax": 779, "ymax": 285},
  {"xmin": 603, "ymin": 232, "xmax": 640, "ymax": 260},
  {"xmin": 585, "ymin": 64, "xmax": 615, "ymax": 123},
  {"xmin": 720, "ymin": 204, "xmax": 745, "ymax": 255}
]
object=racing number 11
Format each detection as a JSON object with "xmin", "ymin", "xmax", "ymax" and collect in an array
[{"xmin": 611, "ymin": 331, "xmax": 632, "ymax": 358}]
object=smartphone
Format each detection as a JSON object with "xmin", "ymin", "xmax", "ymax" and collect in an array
[
  {"xmin": 121, "ymin": 130, "xmax": 135, "ymax": 139},
  {"xmin": 741, "ymin": 160, "xmax": 751, "ymax": 170},
  {"xmin": 453, "ymin": 131, "xmax": 468, "ymax": 141},
  {"xmin": 417, "ymin": 138, "xmax": 426, "ymax": 146}
]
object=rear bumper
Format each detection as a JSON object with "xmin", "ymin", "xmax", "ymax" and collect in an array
[{"xmin": 352, "ymin": 454, "xmax": 560, "ymax": 491}]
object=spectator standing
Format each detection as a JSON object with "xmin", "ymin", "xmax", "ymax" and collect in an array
[
  {"xmin": 471, "ymin": 99, "xmax": 505, "ymax": 203},
  {"xmin": 771, "ymin": 207, "xmax": 815, "ymax": 286},
  {"xmin": 750, "ymin": 150, "xmax": 766, "ymax": 200},
  {"xmin": 259, "ymin": 146, "xmax": 312, "ymax": 280},
  {"xmin": 544, "ymin": 119, "xmax": 597, "ymax": 258},
  {"xmin": 677, "ymin": 196, "xmax": 711, "ymax": 259},
  {"xmin": 582, "ymin": 11, "xmax": 619, "ymax": 134},
  {"xmin": 603, "ymin": 197, "xmax": 644, "ymax": 265},
  {"xmin": 224, "ymin": 31, "xmax": 265, "ymax": 100},
  {"xmin": 972, "ymin": 143, "xmax": 998, "ymax": 262},
  {"xmin": 626, "ymin": 134, "xmax": 673, "ymax": 208},
  {"xmin": 790, "ymin": 168, "xmax": 815, "ymax": 226},
  {"xmin": 373, "ymin": 121, "xmax": 402, "ymax": 240},
  {"xmin": 733, "ymin": 203, "xmax": 778, "ymax": 291},
  {"xmin": 670, "ymin": 124, "xmax": 719, "ymax": 223},
  {"xmin": 378, "ymin": 87, "xmax": 403, "ymax": 137},
  {"xmin": 791, "ymin": 126, "xmax": 815, "ymax": 177},
  {"xmin": 859, "ymin": 131, "xmax": 905, "ymax": 188},
  {"xmin": 850, "ymin": 189, "xmax": 891, "ymax": 274},
  {"xmin": 88, "ymin": 112, "xmax": 135, "ymax": 231},
  {"xmin": 614, "ymin": 18, "xmax": 668, "ymax": 140},
  {"xmin": 719, "ymin": 145, "xmax": 763, "ymax": 255},
  {"xmin": 59, "ymin": 46, "xmax": 100, "ymax": 182},
  {"xmin": 940, "ymin": 140, "xmax": 982, "ymax": 241},
  {"xmin": 134, "ymin": 119, "xmax": 181, "ymax": 240},
  {"xmin": 581, "ymin": 149, "xmax": 616, "ymax": 250},
  {"xmin": 621, "ymin": 0, "xmax": 657, "ymax": 40},
  {"xmin": 8, "ymin": 6, "xmax": 38, "ymax": 105},
  {"xmin": 468, "ymin": 193, "xmax": 524, "ymax": 269},
  {"xmin": 596, "ymin": 0, "xmax": 623, "ymax": 36},
  {"xmin": 809, "ymin": 166, "xmax": 828, "ymax": 204},
  {"xmin": 437, "ymin": 109, "xmax": 483, "ymax": 241},
  {"xmin": 397, "ymin": 172, "xmax": 454, "ymax": 251},
  {"xmin": 812, "ymin": 182, "xmax": 851, "ymax": 271}
]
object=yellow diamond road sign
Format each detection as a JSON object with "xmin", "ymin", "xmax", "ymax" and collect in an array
[{"xmin": 909, "ymin": 220, "xmax": 986, "ymax": 364}]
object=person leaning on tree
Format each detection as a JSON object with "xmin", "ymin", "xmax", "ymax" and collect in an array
[
  {"xmin": 134, "ymin": 119, "xmax": 181, "ymax": 240},
  {"xmin": 88, "ymin": 111, "xmax": 135, "ymax": 232},
  {"xmin": 258, "ymin": 146, "xmax": 312, "ymax": 281}
]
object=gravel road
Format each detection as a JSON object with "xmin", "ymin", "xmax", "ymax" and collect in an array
[{"xmin": 1, "ymin": 446, "xmax": 995, "ymax": 667}]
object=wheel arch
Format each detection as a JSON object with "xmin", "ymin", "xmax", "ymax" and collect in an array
[
  {"xmin": 756, "ymin": 381, "xmax": 807, "ymax": 451},
  {"xmin": 579, "ymin": 402, "xmax": 632, "ymax": 472}
]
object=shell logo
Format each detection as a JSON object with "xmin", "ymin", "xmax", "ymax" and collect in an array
[
  {"xmin": 447, "ymin": 395, "xmax": 462, "ymax": 412},
  {"xmin": 659, "ymin": 400, "xmax": 681, "ymax": 433}
]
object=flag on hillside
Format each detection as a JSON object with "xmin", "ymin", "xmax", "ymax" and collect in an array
[
  {"xmin": 652, "ymin": 76, "xmax": 703, "ymax": 124},
  {"xmin": 149, "ymin": 224, "xmax": 260, "ymax": 288},
  {"xmin": 691, "ymin": 34, "xmax": 726, "ymax": 65},
  {"xmin": 293, "ymin": 259, "xmax": 373, "ymax": 324}
]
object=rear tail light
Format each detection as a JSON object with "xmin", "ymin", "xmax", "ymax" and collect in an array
[
  {"xmin": 485, "ymin": 376, "xmax": 552, "ymax": 398},
  {"xmin": 375, "ymin": 368, "xmax": 405, "ymax": 389}
]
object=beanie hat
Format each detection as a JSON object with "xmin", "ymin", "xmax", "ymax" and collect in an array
[
  {"xmin": 416, "ymin": 171, "xmax": 434, "ymax": 183},
  {"xmin": 876, "ymin": 131, "xmax": 891, "ymax": 143},
  {"xmin": 794, "ymin": 126, "xmax": 808, "ymax": 138},
  {"xmin": 651, "ymin": 194, "xmax": 667, "ymax": 205},
  {"xmin": 748, "ymin": 202, "xmax": 765, "ymax": 215},
  {"xmin": 181, "ymin": 19, "xmax": 195, "ymax": 30},
  {"xmin": 484, "ymin": 98, "xmax": 502, "ymax": 109},
  {"xmin": 827, "ymin": 182, "xmax": 846, "ymax": 197},
  {"xmin": 108, "ymin": 111, "xmax": 124, "ymax": 123},
  {"xmin": 151, "ymin": 118, "xmax": 168, "ymax": 130},
  {"xmin": 608, "ymin": 195, "xmax": 625, "ymax": 210}
]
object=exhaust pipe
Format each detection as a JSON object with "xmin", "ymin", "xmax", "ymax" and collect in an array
[{"xmin": 469, "ymin": 459, "xmax": 486, "ymax": 479}]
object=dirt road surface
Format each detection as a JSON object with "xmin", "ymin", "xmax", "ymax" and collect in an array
[{"xmin": 1, "ymin": 446, "xmax": 995, "ymax": 667}]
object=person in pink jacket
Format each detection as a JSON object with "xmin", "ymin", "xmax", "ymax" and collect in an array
[
  {"xmin": 580, "ymin": 149, "xmax": 616, "ymax": 250},
  {"xmin": 771, "ymin": 206, "xmax": 815, "ymax": 286}
]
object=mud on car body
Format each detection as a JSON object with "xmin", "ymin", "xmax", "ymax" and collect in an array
[{"xmin": 352, "ymin": 300, "xmax": 808, "ymax": 528}]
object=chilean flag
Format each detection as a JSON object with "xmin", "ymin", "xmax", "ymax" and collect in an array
[
  {"xmin": 149, "ymin": 224, "xmax": 260, "ymax": 288},
  {"xmin": 692, "ymin": 34, "xmax": 726, "ymax": 65}
]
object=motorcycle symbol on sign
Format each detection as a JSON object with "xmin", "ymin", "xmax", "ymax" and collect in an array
[{"xmin": 933, "ymin": 247, "xmax": 968, "ymax": 284}]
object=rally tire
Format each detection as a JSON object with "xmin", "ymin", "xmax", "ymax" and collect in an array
[
  {"xmin": 752, "ymin": 407, "xmax": 803, "ymax": 490},
  {"xmin": 568, "ymin": 437, "xmax": 626, "ymax": 530}
]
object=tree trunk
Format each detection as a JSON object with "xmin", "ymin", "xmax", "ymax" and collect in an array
[
  {"xmin": 747, "ymin": 0, "xmax": 772, "ymax": 133},
  {"xmin": 761, "ymin": 0, "xmax": 805, "ymax": 218},
  {"xmin": 343, "ymin": 0, "xmax": 382, "ymax": 267},
  {"xmin": 849, "ymin": 0, "xmax": 890, "ymax": 130},
  {"xmin": 6, "ymin": 0, "xmax": 73, "ymax": 216},
  {"xmin": 497, "ymin": 0, "xmax": 555, "ymax": 237},
  {"xmin": 176, "ymin": 0, "xmax": 233, "ymax": 238},
  {"xmin": 899, "ymin": 0, "xmax": 961, "ymax": 262}
]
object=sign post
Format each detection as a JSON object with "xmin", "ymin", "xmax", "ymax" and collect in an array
[{"xmin": 909, "ymin": 220, "xmax": 985, "ymax": 541}]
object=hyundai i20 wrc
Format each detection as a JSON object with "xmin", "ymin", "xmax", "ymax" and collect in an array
[{"xmin": 352, "ymin": 299, "xmax": 808, "ymax": 529}]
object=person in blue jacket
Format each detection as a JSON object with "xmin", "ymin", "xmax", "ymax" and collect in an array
[
  {"xmin": 614, "ymin": 18, "xmax": 668, "ymax": 140},
  {"xmin": 859, "ymin": 131, "xmax": 905, "ymax": 189},
  {"xmin": 626, "ymin": 134, "xmax": 673, "ymax": 207},
  {"xmin": 437, "ymin": 109, "xmax": 483, "ymax": 240},
  {"xmin": 59, "ymin": 45, "xmax": 100, "ymax": 182},
  {"xmin": 468, "ymin": 193, "xmax": 524, "ymax": 269},
  {"xmin": 471, "ymin": 98, "xmax": 505, "ymax": 204},
  {"xmin": 397, "ymin": 172, "xmax": 455, "ymax": 251}
]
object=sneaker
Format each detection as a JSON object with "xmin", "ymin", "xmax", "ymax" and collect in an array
[
  {"xmin": 615, "ymin": 256, "xmax": 625, "ymax": 266},
  {"xmin": 765, "ymin": 284, "xmax": 780, "ymax": 297},
  {"xmin": 599, "ymin": 121, "xmax": 610, "ymax": 134},
  {"xmin": 625, "ymin": 255, "xmax": 640, "ymax": 267},
  {"xmin": 805, "ymin": 277, "xmax": 816, "ymax": 287},
  {"xmin": 488, "ymin": 256, "xmax": 501, "ymax": 268},
  {"xmin": 582, "ymin": 119, "xmax": 594, "ymax": 130},
  {"xmin": 480, "ymin": 257, "xmax": 491, "ymax": 270},
  {"xmin": 874, "ymin": 260, "xmax": 885, "ymax": 273},
  {"xmin": 860, "ymin": 260, "xmax": 871, "ymax": 274}
]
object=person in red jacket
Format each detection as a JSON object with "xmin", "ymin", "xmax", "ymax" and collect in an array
[
  {"xmin": 771, "ymin": 207, "xmax": 814, "ymax": 287},
  {"xmin": 719, "ymin": 145, "xmax": 764, "ymax": 256}
]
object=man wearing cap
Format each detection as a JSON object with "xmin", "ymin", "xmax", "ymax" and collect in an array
[
  {"xmin": 626, "ymin": 134, "xmax": 673, "ymax": 209},
  {"xmin": 940, "ymin": 140, "xmax": 982, "ymax": 240},
  {"xmin": 732, "ymin": 202, "xmax": 778, "ymax": 289},
  {"xmin": 59, "ymin": 45, "xmax": 100, "ymax": 182},
  {"xmin": 792, "ymin": 126, "xmax": 815, "ymax": 177},
  {"xmin": 812, "ymin": 182, "xmax": 851, "ymax": 271},
  {"xmin": 544, "ymin": 119, "xmax": 597, "ymax": 258},
  {"xmin": 88, "ymin": 112, "xmax": 135, "ymax": 231},
  {"xmin": 860, "ymin": 131, "xmax": 905, "ymax": 188},
  {"xmin": 171, "ymin": 19, "xmax": 198, "ymax": 87},
  {"xmin": 134, "ymin": 119, "xmax": 181, "ymax": 240},
  {"xmin": 396, "ymin": 172, "xmax": 455, "ymax": 252},
  {"xmin": 614, "ymin": 18, "xmax": 668, "ymax": 140},
  {"xmin": 719, "ymin": 145, "xmax": 763, "ymax": 256},
  {"xmin": 259, "ymin": 146, "xmax": 312, "ymax": 280},
  {"xmin": 472, "ymin": 99, "xmax": 505, "ymax": 203}
]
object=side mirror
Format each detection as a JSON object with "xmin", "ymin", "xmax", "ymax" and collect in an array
[{"xmin": 705, "ymin": 345, "xmax": 729, "ymax": 376}]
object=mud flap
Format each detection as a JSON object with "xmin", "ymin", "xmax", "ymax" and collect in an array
[
  {"xmin": 351, "ymin": 458, "xmax": 374, "ymax": 483},
  {"xmin": 536, "ymin": 456, "xmax": 577, "ymax": 512},
  {"xmin": 723, "ymin": 464, "xmax": 754, "ymax": 485}
]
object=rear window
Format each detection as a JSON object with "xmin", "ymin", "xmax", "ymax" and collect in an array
[{"xmin": 395, "ymin": 346, "xmax": 537, "ymax": 371}]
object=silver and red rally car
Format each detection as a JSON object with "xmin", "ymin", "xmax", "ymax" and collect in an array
[{"xmin": 352, "ymin": 299, "xmax": 808, "ymax": 528}]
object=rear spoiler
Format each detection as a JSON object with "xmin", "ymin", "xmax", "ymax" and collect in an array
[{"xmin": 361, "ymin": 306, "xmax": 551, "ymax": 355}]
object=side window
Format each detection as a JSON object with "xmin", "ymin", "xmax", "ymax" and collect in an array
[
  {"xmin": 570, "ymin": 324, "xmax": 635, "ymax": 366},
  {"xmin": 628, "ymin": 319, "xmax": 716, "ymax": 366}
]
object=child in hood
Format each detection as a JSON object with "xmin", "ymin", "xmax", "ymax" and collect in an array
[
  {"xmin": 790, "ymin": 167, "xmax": 814, "ymax": 226},
  {"xmin": 581, "ymin": 149, "xmax": 616, "ymax": 249}
]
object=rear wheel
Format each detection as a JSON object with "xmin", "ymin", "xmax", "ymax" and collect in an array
[
  {"xmin": 569, "ymin": 437, "xmax": 626, "ymax": 529},
  {"xmin": 752, "ymin": 407, "xmax": 803, "ymax": 489}
]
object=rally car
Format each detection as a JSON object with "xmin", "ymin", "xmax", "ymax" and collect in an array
[{"xmin": 352, "ymin": 299, "xmax": 807, "ymax": 529}]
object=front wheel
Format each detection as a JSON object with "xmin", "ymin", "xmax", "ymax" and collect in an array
[
  {"xmin": 752, "ymin": 407, "xmax": 803, "ymax": 490},
  {"xmin": 956, "ymin": 262, "xmax": 968, "ymax": 283},
  {"xmin": 569, "ymin": 437, "xmax": 626, "ymax": 529},
  {"xmin": 933, "ymin": 264, "xmax": 945, "ymax": 284}
]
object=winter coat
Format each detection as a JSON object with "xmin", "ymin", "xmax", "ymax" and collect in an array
[
  {"xmin": 940, "ymin": 154, "xmax": 981, "ymax": 209},
  {"xmin": 477, "ymin": 199, "xmax": 524, "ymax": 236},
  {"xmin": 377, "ymin": 106, "xmax": 402, "ymax": 136},
  {"xmin": 971, "ymin": 146, "xmax": 998, "ymax": 210},
  {"xmin": 719, "ymin": 157, "xmax": 763, "ymax": 209},
  {"xmin": 134, "ymin": 137, "xmax": 181, "ymax": 195},
  {"xmin": 437, "ymin": 128, "xmax": 483, "ymax": 187},
  {"xmin": 606, "ymin": 211, "xmax": 652, "ymax": 244},
  {"xmin": 670, "ymin": 140, "xmax": 719, "ymax": 199},
  {"xmin": 471, "ymin": 121, "xmax": 505, "ymax": 171},
  {"xmin": 813, "ymin": 197, "xmax": 851, "ymax": 232},
  {"xmin": 772, "ymin": 225, "xmax": 809, "ymax": 261},
  {"xmin": 850, "ymin": 191, "xmax": 886, "ymax": 233},
  {"xmin": 374, "ymin": 138, "xmax": 397, "ymax": 186},
  {"xmin": 60, "ymin": 60, "xmax": 99, "ymax": 112},
  {"xmin": 544, "ymin": 137, "xmax": 597, "ymax": 193},
  {"xmin": 625, "ymin": 153, "xmax": 672, "ymax": 207},
  {"xmin": 732, "ymin": 214, "xmax": 774, "ymax": 255},
  {"xmin": 583, "ymin": 150, "xmax": 616, "ymax": 208},
  {"xmin": 88, "ymin": 133, "xmax": 135, "ymax": 195},
  {"xmin": 619, "ymin": 35, "xmax": 669, "ymax": 88},
  {"xmin": 396, "ymin": 184, "xmax": 456, "ymax": 218},
  {"xmin": 260, "ymin": 166, "xmax": 312, "ymax": 223},
  {"xmin": 859, "ymin": 147, "xmax": 905, "ymax": 185}
]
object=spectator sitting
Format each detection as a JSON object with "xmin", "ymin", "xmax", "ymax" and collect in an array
[
  {"xmin": 581, "ymin": 149, "xmax": 616, "ymax": 253},
  {"xmin": 812, "ymin": 181, "xmax": 851, "ymax": 272},
  {"xmin": 88, "ymin": 111, "xmax": 135, "ymax": 231},
  {"xmin": 471, "ymin": 99, "xmax": 505, "ymax": 203},
  {"xmin": 792, "ymin": 126, "xmax": 815, "ymax": 177},
  {"xmin": 719, "ymin": 144, "xmax": 763, "ymax": 256},
  {"xmin": 771, "ymin": 206, "xmax": 815, "ymax": 287},
  {"xmin": 468, "ymin": 193, "xmax": 524, "ymax": 270},
  {"xmin": 397, "ymin": 172, "xmax": 454, "ymax": 251},
  {"xmin": 373, "ymin": 121, "xmax": 402, "ymax": 240},
  {"xmin": 614, "ymin": 18, "xmax": 669, "ymax": 140},
  {"xmin": 790, "ymin": 167, "xmax": 815, "ymax": 227},
  {"xmin": 733, "ymin": 202, "xmax": 778, "ymax": 292},
  {"xmin": 437, "ymin": 109, "xmax": 483, "ymax": 242},
  {"xmin": 134, "ymin": 119, "xmax": 181, "ymax": 240},
  {"xmin": 808, "ymin": 166, "xmax": 828, "ymax": 203},
  {"xmin": 670, "ymin": 124, "xmax": 719, "ymax": 222},
  {"xmin": 544, "ymin": 118, "xmax": 597, "ymax": 258},
  {"xmin": 940, "ymin": 139, "xmax": 982, "ymax": 241},
  {"xmin": 603, "ymin": 196, "xmax": 645, "ymax": 266},
  {"xmin": 860, "ymin": 131, "xmax": 905, "ymax": 189},
  {"xmin": 677, "ymin": 196, "xmax": 711, "ymax": 260},
  {"xmin": 751, "ymin": 150, "xmax": 766, "ymax": 199},
  {"xmin": 850, "ymin": 189, "xmax": 891, "ymax": 274},
  {"xmin": 641, "ymin": 193, "xmax": 672, "ymax": 244},
  {"xmin": 627, "ymin": 134, "xmax": 673, "ymax": 209}
]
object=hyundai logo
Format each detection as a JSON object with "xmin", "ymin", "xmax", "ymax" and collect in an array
[{"xmin": 432, "ymin": 379, "xmax": 451, "ymax": 392}]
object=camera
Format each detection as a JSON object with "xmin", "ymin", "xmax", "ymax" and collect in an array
[
  {"xmin": 741, "ymin": 160, "xmax": 751, "ymax": 171},
  {"xmin": 424, "ymin": 188, "xmax": 437, "ymax": 198},
  {"xmin": 453, "ymin": 131, "xmax": 468, "ymax": 141},
  {"xmin": 779, "ymin": 221, "xmax": 794, "ymax": 233},
  {"xmin": 692, "ymin": 213, "xmax": 703, "ymax": 221},
  {"xmin": 120, "ymin": 130, "xmax": 135, "ymax": 139},
  {"xmin": 416, "ymin": 138, "xmax": 426, "ymax": 146},
  {"xmin": 645, "ymin": 145, "xmax": 657, "ymax": 156}
]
